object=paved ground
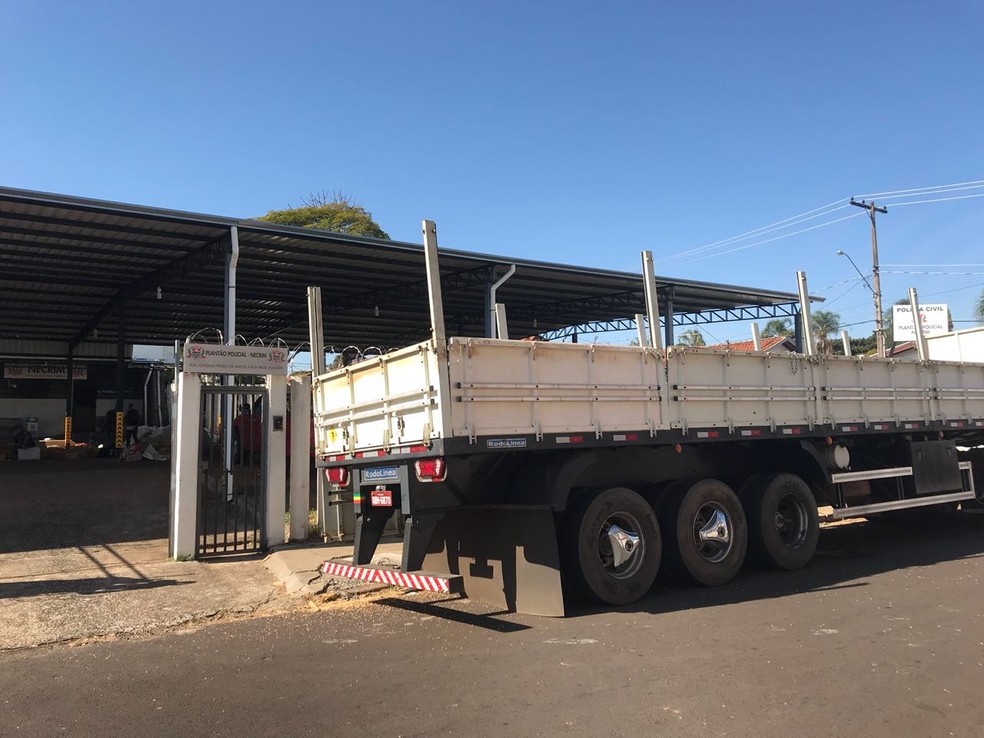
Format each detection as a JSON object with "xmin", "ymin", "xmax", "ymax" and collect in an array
[
  {"xmin": 3, "ymin": 513, "xmax": 984, "ymax": 737},
  {"xmin": 0, "ymin": 460, "xmax": 290, "ymax": 650},
  {"xmin": 0, "ymin": 459, "xmax": 407, "ymax": 650}
]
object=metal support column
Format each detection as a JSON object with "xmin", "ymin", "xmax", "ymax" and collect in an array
[
  {"xmin": 908, "ymin": 287, "xmax": 929, "ymax": 361},
  {"xmin": 65, "ymin": 350, "xmax": 74, "ymax": 443},
  {"xmin": 796, "ymin": 271, "xmax": 815, "ymax": 356},
  {"xmin": 223, "ymin": 227, "xmax": 240, "ymax": 502},
  {"xmin": 641, "ymin": 251, "xmax": 663, "ymax": 350},
  {"xmin": 306, "ymin": 286, "xmax": 332, "ymax": 539},
  {"xmin": 115, "ymin": 299, "xmax": 127, "ymax": 451},
  {"xmin": 663, "ymin": 287, "xmax": 675, "ymax": 347},
  {"xmin": 751, "ymin": 322, "xmax": 762, "ymax": 351}
]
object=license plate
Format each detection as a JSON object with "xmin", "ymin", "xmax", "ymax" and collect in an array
[
  {"xmin": 370, "ymin": 488, "xmax": 393, "ymax": 507},
  {"xmin": 363, "ymin": 466, "xmax": 399, "ymax": 482}
]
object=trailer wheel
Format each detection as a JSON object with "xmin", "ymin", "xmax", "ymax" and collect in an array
[
  {"xmin": 744, "ymin": 473, "xmax": 818, "ymax": 570},
  {"xmin": 663, "ymin": 479, "xmax": 747, "ymax": 586},
  {"xmin": 564, "ymin": 487, "xmax": 661, "ymax": 606}
]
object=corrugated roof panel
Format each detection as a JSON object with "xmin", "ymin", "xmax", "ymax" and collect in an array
[{"xmin": 1, "ymin": 185, "xmax": 815, "ymax": 351}]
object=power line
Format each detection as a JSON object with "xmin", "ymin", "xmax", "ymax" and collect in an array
[
  {"xmin": 885, "ymin": 270, "xmax": 984, "ymax": 276},
  {"xmin": 871, "ymin": 183, "xmax": 984, "ymax": 202},
  {"xmin": 814, "ymin": 275, "xmax": 867, "ymax": 293},
  {"xmin": 818, "ymin": 280, "xmax": 865, "ymax": 309},
  {"xmin": 918, "ymin": 281, "xmax": 984, "ymax": 299},
  {"xmin": 856, "ymin": 178, "xmax": 984, "ymax": 199},
  {"xmin": 884, "ymin": 192, "xmax": 984, "ymax": 208},
  {"xmin": 672, "ymin": 212, "xmax": 864, "ymax": 264},
  {"xmin": 655, "ymin": 200, "xmax": 847, "ymax": 263},
  {"xmin": 657, "ymin": 178, "xmax": 984, "ymax": 268}
]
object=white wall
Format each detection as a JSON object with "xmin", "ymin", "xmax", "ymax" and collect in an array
[{"xmin": 927, "ymin": 326, "xmax": 984, "ymax": 363}]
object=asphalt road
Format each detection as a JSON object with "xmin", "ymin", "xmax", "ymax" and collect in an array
[{"xmin": 3, "ymin": 515, "xmax": 984, "ymax": 738}]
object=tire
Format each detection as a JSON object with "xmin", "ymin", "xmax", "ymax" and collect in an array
[
  {"xmin": 744, "ymin": 473, "xmax": 819, "ymax": 570},
  {"xmin": 563, "ymin": 487, "xmax": 662, "ymax": 606},
  {"xmin": 662, "ymin": 479, "xmax": 747, "ymax": 586}
]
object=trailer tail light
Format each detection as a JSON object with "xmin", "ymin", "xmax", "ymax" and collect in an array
[
  {"xmin": 414, "ymin": 458, "xmax": 447, "ymax": 483},
  {"xmin": 325, "ymin": 467, "xmax": 349, "ymax": 487}
]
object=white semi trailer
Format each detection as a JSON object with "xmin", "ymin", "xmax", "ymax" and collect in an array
[{"xmin": 311, "ymin": 222, "xmax": 984, "ymax": 616}]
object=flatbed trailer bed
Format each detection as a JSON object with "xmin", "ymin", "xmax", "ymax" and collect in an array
[{"xmin": 311, "ymin": 221, "xmax": 984, "ymax": 615}]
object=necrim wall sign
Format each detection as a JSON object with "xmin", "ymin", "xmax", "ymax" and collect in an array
[
  {"xmin": 182, "ymin": 343, "xmax": 288, "ymax": 375},
  {"xmin": 3, "ymin": 363, "xmax": 88, "ymax": 380}
]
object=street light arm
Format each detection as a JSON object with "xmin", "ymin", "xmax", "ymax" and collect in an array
[{"xmin": 836, "ymin": 250, "xmax": 875, "ymax": 294}]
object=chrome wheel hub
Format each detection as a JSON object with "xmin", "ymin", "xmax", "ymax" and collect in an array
[
  {"xmin": 607, "ymin": 524, "xmax": 641, "ymax": 569},
  {"xmin": 694, "ymin": 505, "xmax": 733, "ymax": 563},
  {"xmin": 598, "ymin": 513, "xmax": 645, "ymax": 580}
]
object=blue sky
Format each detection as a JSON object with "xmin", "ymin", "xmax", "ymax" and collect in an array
[{"xmin": 2, "ymin": 1, "xmax": 983, "ymax": 345}]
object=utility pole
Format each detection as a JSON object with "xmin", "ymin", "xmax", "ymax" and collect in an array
[{"xmin": 850, "ymin": 198, "xmax": 888, "ymax": 356}]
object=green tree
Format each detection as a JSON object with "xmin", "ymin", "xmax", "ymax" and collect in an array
[
  {"xmin": 258, "ymin": 190, "xmax": 390, "ymax": 239},
  {"xmin": 975, "ymin": 289, "xmax": 984, "ymax": 324},
  {"xmin": 677, "ymin": 329, "xmax": 706, "ymax": 347},
  {"xmin": 761, "ymin": 318, "xmax": 794, "ymax": 338},
  {"xmin": 812, "ymin": 310, "xmax": 840, "ymax": 354},
  {"xmin": 837, "ymin": 334, "xmax": 877, "ymax": 356}
]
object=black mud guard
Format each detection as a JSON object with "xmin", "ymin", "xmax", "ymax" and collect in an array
[
  {"xmin": 421, "ymin": 506, "xmax": 565, "ymax": 617},
  {"xmin": 548, "ymin": 450, "xmax": 606, "ymax": 512}
]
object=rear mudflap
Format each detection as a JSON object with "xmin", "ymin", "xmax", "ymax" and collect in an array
[{"xmin": 421, "ymin": 506, "xmax": 566, "ymax": 617}]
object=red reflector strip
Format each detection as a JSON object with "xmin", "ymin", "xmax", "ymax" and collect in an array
[
  {"xmin": 840, "ymin": 425, "xmax": 858, "ymax": 432},
  {"xmin": 696, "ymin": 431, "xmax": 720, "ymax": 439},
  {"xmin": 555, "ymin": 436, "xmax": 585, "ymax": 444},
  {"xmin": 612, "ymin": 433, "xmax": 639, "ymax": 442},
  {"xmin": 328, "ymin": 454, "xmax": 347, "ymax": 462},
  {"xmin": 782, "ymin": 428, "xmax": 802, "ymax": 435},
  {"xmin": 872, "ymin": 424, "xmax": 889, "ymax": 431},
  {"xmin": 904, "ymin": 423, "xmax": 920, "ymax": 429},
  {"xmin": 320, "ymin": 561, "xmax": 453, "ymax": 593},
  {"xmin": 409, "ymin": 445, "xmax": 429, "ymax": 453},
  {"xmin": 354, "ymin": 450, "xmax": 386, "ymax": 458},
  {"xmin": 740, "ymin": 429, "xmax": 763, "ymax": 437},
  {"xmin": 949, "ymin": 421, "xmax": 965, "ymax": 427}
]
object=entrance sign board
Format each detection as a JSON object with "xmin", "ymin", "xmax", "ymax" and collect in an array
[
  {"xmin": 183, "ymin": 343, "xmax": 288, "ymax": 375},
  {"xmin": 893, "ymin": 304, "xmax": 949, "ymax": 342}
]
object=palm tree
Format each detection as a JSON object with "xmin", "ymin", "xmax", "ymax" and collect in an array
[
  {"xmin": 677, "ymin": 329, "xmax": 706, "ymax": 347},
  {"xmin": 812, "ymin": 310, "xmax": 840, "ymax": 354},
  {"xmin": 762, "ymin": 318, "xmax": 794, "ymax": 338}
]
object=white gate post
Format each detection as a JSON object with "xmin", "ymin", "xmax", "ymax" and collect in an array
[
  {"xmin": 171, "ymin": 371, "xmax": 201, "ymax": 559},
  {"xmin": 265, "ymin": 373, "xmax": 288, "ymax": 548},
  {"xmin": 289, "ymin": 374, "xmax": 312, "ymax": 542}
]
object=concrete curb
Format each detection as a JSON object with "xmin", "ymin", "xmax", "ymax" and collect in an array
[{"xmin": 264, "ymin": 540, "xmax": 406, "ymax": 599}]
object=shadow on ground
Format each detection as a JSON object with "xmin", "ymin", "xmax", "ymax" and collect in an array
[
  {"xmin": 0, "ymin": 576, "xmax": 187, "ymax": 599},
  {"xmin": 566, "ymin": 512, "xmax": 984, "ymax": 619},
  {"xmin": 371, "ymin": 512, "xmax": 984, "ymax": 627},
  {"xmin": 0, "ymin": 459, "xmax": 169, "ymax": 554}
]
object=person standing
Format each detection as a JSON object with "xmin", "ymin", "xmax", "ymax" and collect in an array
[{"xmin": 124, "ymin": 404, "xmax": 141, "ymax": 446}]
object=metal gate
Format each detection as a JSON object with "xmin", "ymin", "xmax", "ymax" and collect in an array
[{"xmin": 198, "ymin": 384, "xmax": 267, "ymax": 557}]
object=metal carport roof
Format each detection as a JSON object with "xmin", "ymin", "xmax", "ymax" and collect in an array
[{"xmin": 0, "ymin": 186, "xmax": 812, "ymax": 353}]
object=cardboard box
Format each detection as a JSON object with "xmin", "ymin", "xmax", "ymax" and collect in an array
[{"xmin": 17, "ymin": 447, "xmax": 41, "ymax": 461}]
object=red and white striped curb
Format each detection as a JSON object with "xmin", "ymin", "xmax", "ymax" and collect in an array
[{"xmin": 320, "ymin": 561, "xmax": 453, "ymax": 593}]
